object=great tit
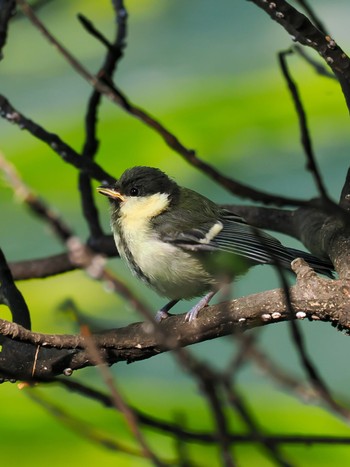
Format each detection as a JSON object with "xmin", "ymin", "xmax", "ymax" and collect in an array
[{"xmin": 97, "ymin": 166, "xmax": 333, "ymax": 321}]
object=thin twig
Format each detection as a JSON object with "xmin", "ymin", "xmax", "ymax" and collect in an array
[
  {"xmin": 0, "ymin": 152, "xmax": 152, "ymax": 315},
  {"xmin": 0, "ymin": 151, "xmax": 71, "ymax": 241},
  {"xmin": 26, "ymin": 389, "xmax": 162, "ymax": 459},
  {"xmin": 248, "ymin": 0, "xmax": 350, "ymax": 112},
  {"xmin": 278, "ymin": 49, "xmax": 329, "ymax": 200},
  {"xmin": 221, "ymin": 334, "xmax": 293, "ymax": 467},
  {"xmin": 80, "ymin": 325, "xmax": 164, "ymax": 466},
  {"xmin": 15, "ymin": 0, "xmax": 309, "ymax": 207},
  {"xmin": 293, "ymin": 45, "xmax": 335, "ymax": 80},
  {"xmin": 280, "ymin": 259, "xmax": 350, "ymax": 420},
  {"xmin": 51, "ymin": 377, "xmax": 350, "ymax": 446},
  {"xmin": 0, "ymin": 94, "xmax": 115, "ymax": 184},
  {"xmin": 223, "ymin": 381, "xmax": 292, "ymax": 467},
  {"xmin": 78, "ymin": 2, "xmax": 128, "ymax": 239},
  {"xmin": 294, "ymin": 0, "xmax": 328, "ymax": 34}
]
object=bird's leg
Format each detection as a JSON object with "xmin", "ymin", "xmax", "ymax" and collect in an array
[
  {"xmin": 185, "ymin": 290, "xmax": 217, "ymax": 322},
  {"xmin": 155, "ymin": 299, "xmax": 179, "ymax": 322}
]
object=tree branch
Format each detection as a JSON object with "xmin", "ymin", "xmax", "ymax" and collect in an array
[
  {"xmin": 49, "ymin": 377, "xmax": 350, "ymax": 447},
  {"xmin": 0, "ymin": 0, "xmax": 15, "ymax": 59},
  {"xmin": 278, "ymin": 49, "xmax": 330, "ymax": 200},
  {"xmin": 0, "ymin": 248, "xmax": 31, "ymax": 329},
  {"xmin": 78, "ymin": 2, "xmax": 128, "ymax": 240},
  {"xmin": 248, "ymin": 0, "xmax": 350, "ymax": 111},
  {"xmin": 0, "ymin": 95, "xmax": 115, "ymax": 184},
  {"xmin": 13, "ymin": 0, "xmax": 312, "ymax": 207},
  {"xmin": 0, "ymin": 259, "xmax": 348, "ymax": 381}
]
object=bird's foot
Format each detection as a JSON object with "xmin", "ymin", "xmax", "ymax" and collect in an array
[
  {"xmin": 155, "ymin": 309, "xmax": 173, "ymax": 322},
  {"xmin": 155, "ymin": 299, "xmax": 179, "ymax": 322},
  {"xmin": 185, "ymin": 291, "xmax": 216, "ymax": 322}
]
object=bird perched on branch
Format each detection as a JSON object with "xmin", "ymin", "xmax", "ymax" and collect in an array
[{"xmin": 97, "ymin": 166, "xmax": 333, "ymax": 321}]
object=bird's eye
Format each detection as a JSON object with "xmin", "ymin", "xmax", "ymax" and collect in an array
[{"xmin": 130, "ymin": 186, "xmax": 139, "ymax": 196}]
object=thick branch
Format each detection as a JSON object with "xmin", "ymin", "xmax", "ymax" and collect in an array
[
  {"xmin": 294, "ymin": 206, "xmax": 350, "ymax": 278},
  {"xmin": 0, "ymin": 248, "xmax": 31, "ymax": 329},
  {"xmin": 0, "ymin": 260, "xmax": 349, "ymax": 381}
]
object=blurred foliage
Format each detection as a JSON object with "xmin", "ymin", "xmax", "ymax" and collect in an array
[{"xmin": 1, "ymin": 1, "xmax": 350, "ymax": 465}]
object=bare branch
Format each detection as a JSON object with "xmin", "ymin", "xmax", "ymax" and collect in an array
[
  {"xmin": 78, "ymin": 1, "xmax": 128, "ymax": 239},
  {"xmin": 26, "ymin": 389, "xmax": 163, "ymax": 461},
  {"xmin": 278, "ymin": 49, "xmax": 330, "ymax": 200},
  {"xmin": 0, "ymin": 248, "xmax": 31, "ymax": 329},
  {"xmin": 80, "ymin": 326, "xmax": 164, "ymax": 466},
  {"xmin": 0, "ymin": 95, "xmax": 115, "ymax": 184},
  {"xmin": 0, "ymin": 152, "xmax": 151, "ymax": 316},
  {"xmin": 0, "ymin": 260, "xmax": 349, "ymax": 381},
  {"xmin": 248, "ymin": 0, "xmax": 350, "ymax": 111},
  {"xmin": 294, "ymin": 45, "xmax": 336, "ymax": 80},
  {"xmin": 2, "ymin": 1, "xmax": 350, "ymax": 461},
  {"xmin": 14, "ymin": 0, "xmax": 311, "ymax": 206},
  {"xmin": 294, "ymin": 0, "xmax": 328, "ymax": 35},
  {"xmin": 0, "ymin": 152, "xmax": 72, "ymax": 241},
  {"xmin": 52, "ymin": 378, "xmax": 350, "ymax": 447},
  {"xmin": 0, "ymin": 0, "xmax": 15, "ymax": 59}
]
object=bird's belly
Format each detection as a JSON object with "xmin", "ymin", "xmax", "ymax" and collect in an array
[{"xmin": 114, "ymin": 229, "xmax": 214, "ymax": 300}]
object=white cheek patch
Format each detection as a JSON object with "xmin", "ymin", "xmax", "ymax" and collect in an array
[
  {"xmin": 119, "ymin": 193, "xmax": 170, "ymax": 224},
  {"xmin": 199, "ymin": 221, "xmax": 223, "ymax": 244}
]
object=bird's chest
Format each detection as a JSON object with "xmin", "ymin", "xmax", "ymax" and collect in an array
[
  {"xmin": 113, "ymin": 216, "xmax": 213, "ymax": 299},
  {"xmin": 111, "ymin": 193, "xmax": 174, "ymax": 282},
  {"xmin": 114, "ymin": 217, "xmax": 172, "ymax": 282},
  {"xmin": 110, "ymin": 193, "xmax": 215, "ymax": 299}
]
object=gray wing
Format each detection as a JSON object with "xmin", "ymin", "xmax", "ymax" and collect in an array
[
  {"xmin": 161, "ymin": 208, "xmax": 293, "ymax": 266},
  {"xmin": 162, "ymin": 209, "xmax": 333, "ymax": 276},
  {"xmin": 209, "ymin": 212, "xmax": 295, "ymax": 265}
]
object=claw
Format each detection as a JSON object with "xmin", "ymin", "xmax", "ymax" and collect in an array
[{"xmin": 185, "ymin": 291, "xmax": 216, "ymax": 322}]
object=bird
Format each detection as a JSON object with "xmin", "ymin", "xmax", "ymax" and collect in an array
[{"xmin": 97, "ymin": 166, "xmax": 333, "ymax": 321}]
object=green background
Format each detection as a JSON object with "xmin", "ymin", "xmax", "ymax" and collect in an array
[{"xmin": 1, "ymin": 1, "xmax": 350, "ymax": 465}]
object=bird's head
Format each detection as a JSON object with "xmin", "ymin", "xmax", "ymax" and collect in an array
[{"xmin": 97, "ymin": 166, "xmax": 180, "ymax": 220}]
